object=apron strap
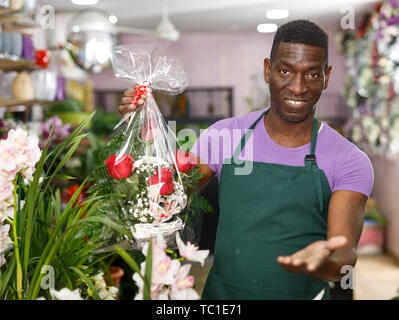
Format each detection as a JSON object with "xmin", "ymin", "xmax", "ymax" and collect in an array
[
  {"xmin": 231, "ymin": 109, "xmax": 324, "ymax": 212},
  {"xmin": 232, "ymin": 109, "xmax": 267, "ymax": 164},
  {"xmin": 305, "ymin": 117, "xmax": 324, "ymax": 212}
]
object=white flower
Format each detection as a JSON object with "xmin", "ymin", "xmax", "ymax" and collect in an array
[
  {"xmin": 108, "ymin": 286, "xmax": 118, "ymax": 298},
  {"xmin": 7, "ymin": 128, "xmax": 30, "ymax": 153},
  {"xmin": 169, "ymin": 264, "xmax": 199, "ymax": 300},
  {"xmin": 157, "ymin": 287, "xmax": 170, "ymax": 300},
  {"xmin": 0, "ymin": 224, "xmax": 10, "ymax": 242},
  {"xmin": 22, "ymin": 167, "xmax": 35, "ymax": 182},
  {"xmin": 1, "ymin": 206, "xmax": 14, "ymax": 220},
  {"xmin": 95, "ymin": 279, "xmax": 107, "ymax": 291},
  {"xmin": 175, "ymin": 232, "xmax": 209, "ymax": 266},
  {"xmin": 50, "ymin": 288, "xmax": 83, "ymax": 300},
  {"xmin": 92, "ymin": 272, "xmax": 104, "ymax": 282},
  {"xmin": 98, "ymin": 289, "xmax": 108, "ymax": 299},
  {"xmin": 0, "ymin": 140, "xmax": 24, "ymax": 171},
  {"xmin": 0, "ymin": 181, "xmax": 14, "ymax": 203},
  {"xmin": 0, "ymin": 168, "xmax": 18, "ymax": 182}
]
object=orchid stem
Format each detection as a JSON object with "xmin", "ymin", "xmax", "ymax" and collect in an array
[{"xmin": 12, "ymin": 175, "xmax": 23, "ymax": 300}]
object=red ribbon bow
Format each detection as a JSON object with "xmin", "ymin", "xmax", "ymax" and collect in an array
[{"xmin": 130, "ymin": 82, "xmax": 151, "ymax": 110}]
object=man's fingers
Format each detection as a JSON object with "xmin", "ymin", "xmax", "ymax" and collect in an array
[
  {"xmin": 124, "ymin": 87, "xmax": 135, "ymax": 97},
  {"xmin": 326, "ymin": 236, "xmax": 347, "ymax": 250},
  {"xmin": 277, "ymin": 256, "xmax": 291, "ymax": 264},
  {"xmin": 121, "ymin": 97, "xmax": 133, "ymax": 105},
  {"xmin": 118, "ymin": 105, "xmax": 132, "ymax": 117},
  {"xmin": 121, "ymin": 95, "xmax": 148, "ymax": 106}
]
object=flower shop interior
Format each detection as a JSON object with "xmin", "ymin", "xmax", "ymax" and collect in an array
[{"xmin": 0, "ymin": 0, "xmax": 399, "ymax": 301}]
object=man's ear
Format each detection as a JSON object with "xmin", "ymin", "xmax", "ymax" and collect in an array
[
  {"xmin": 264, "ymin": 58, "xmax": 271, "ymax": 84},
  {"xmin": 324, "ymin": 65, "xmax": 332, "ymax": 90}
]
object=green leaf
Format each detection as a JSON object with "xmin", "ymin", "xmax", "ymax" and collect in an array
[
  {"xmin": 77, "ymin": 215, "xmax": 132, "ymax": 238},
  {"xmin": 143, "ymin": 238, "xmax": 152, "ymax": 300},
  {"xmin": 53, "ymin": 174, "xmax": 76, "ymax": 180},
  {"xmin": 113, "ymin": 245, "xmax": 142, "ymax": 278},
  {"xmin": 126, "ymin": 174, "xmax": 139, "ymax": 186}
]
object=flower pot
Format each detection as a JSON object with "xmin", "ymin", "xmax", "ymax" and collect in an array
[
  {"xmin": 51, "ymin": 112, "xmax": 89, "ymax": 127},
  {"xmin": 105, "ymin": 266, "xmax": 124, "ymax": 287},
  {"xmin": 357, "ymin": 219, "xmax": 384, "ymax": 255}
]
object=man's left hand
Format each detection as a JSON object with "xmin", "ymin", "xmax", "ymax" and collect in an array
[{"xmin": 277, "ymin": 236, "xmax": 347, "ymax": 275}]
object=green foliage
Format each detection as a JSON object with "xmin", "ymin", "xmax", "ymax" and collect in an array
[
  {"xmin": 364, "ymin": 199, "xmax": 386, "ymax": 226},
  {"xmin": 90, "ymin": 110, "xmax": 121, "ymax": 137},
  {"xmin": 48, "ymin": 98, "xmax": 84, "ymax": 113},
  {"xmin": 0, "ymin": 112, "xmax": 131, "ymax": 300}
]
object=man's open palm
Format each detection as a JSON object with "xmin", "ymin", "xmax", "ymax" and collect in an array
[{"xmin": 277, "ymin": 236, "xmax": 348, "ymax": 275}]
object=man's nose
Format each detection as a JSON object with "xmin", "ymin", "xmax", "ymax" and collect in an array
[{"xmin": 288, "ymin": 74, "xmax": 308, "ymax": 96}]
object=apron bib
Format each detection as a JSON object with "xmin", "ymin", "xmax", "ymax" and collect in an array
[{"xmin": 202, "ymin": 109, "xmax": 332, "ymax": 300}]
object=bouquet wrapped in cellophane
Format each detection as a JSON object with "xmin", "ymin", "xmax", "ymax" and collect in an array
[{"xmin": 103, "ymin": 43, "xmax": 197, "ymax": 249}]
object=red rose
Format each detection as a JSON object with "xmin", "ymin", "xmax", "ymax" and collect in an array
[
  {"xmin": 175, "ymin": 151, "xmax": 197, "ymax": 173},
  {"xmin": 147, "ymin": 168, "xmax": 174, "ymax": 195},
  {"xmin": 104, "ymin": 154, "xmax": 134, "ymax": 180}
]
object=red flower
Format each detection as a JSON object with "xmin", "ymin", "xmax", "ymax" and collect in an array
[
  {"xmin": 147, "ymin": 168, "xmax": 174, "ymax": 195},
  {"xmin": 62, "ymin": 183, "xmax": 88, "ymax": 212},
  {"xmin": 105, "ymin": 154, "xmax": 134, "ymax": 180},
  {"xmin": 175, "ymin": 151, "xmax": 197, "ymax": 173}
]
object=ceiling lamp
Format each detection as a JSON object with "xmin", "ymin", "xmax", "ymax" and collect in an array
[
  {"xmin": 266, "ymin": 9, "xmax": 289, "ymax": 19},
  {"xmin": 257, "ymin": 23, "xmax": 278, "ymax": 33},
  {"xmin": 71, "ymin": 0, "xmax": 98, "ymax": 5},
  {"xmin": 109, "ymin": 15, "xmax": 118, "ymax": 24}
]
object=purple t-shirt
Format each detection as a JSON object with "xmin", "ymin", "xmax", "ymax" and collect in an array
[{"xmin": 191, "ymin": 109, "xmax": 374, "ymax": 197}]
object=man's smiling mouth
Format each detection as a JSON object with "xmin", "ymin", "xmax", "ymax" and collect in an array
[{"xmin": 284, "ymin": 99, "xmax": 307, "ymax": 108}]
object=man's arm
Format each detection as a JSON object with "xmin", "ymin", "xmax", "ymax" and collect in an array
[
  {"xmin": 277, "ymin": 190, "xmax": 367, "ymax": 282},
  {"xmin": 194, "ymin": 156, "xmax": 216, "ymax": 191}
]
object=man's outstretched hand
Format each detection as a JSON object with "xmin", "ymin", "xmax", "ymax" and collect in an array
[{"xmin": 277, "ymin": 236, "xmax": 348, "ymax": 278}]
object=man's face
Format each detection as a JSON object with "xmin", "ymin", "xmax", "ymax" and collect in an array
[{"xmin": 264, "ymin": 42, "xmax": 332, "ymax": 123}]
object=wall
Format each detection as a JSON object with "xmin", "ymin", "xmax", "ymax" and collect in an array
[
  {"xmin": 370, "ymin": 156, "xmax": 399, "ymax": 258},
  {"xmin": 90, "ymin": 27, "xmax": 348, "ymax": 118}
]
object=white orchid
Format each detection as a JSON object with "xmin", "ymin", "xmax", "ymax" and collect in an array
[
  {"xmin": 50, "ymin": 288, "xmax": 83, "ymax": 300},
  {"xmin": 0, "ymin": 140, "xmax": 24, "ymax": 172},
  {"xmin": 133, "ymin": 234, "xmax": 203, "ymax": 300},
  {"xmin": 169, "ymin": 263, "xmax": 199, "ymax": 300},
  {"xmin": 0, "ymin": 181, "xmax": 14, "ymax": 203},
  {"xmin": 175, "ymin": 232, "xmax": 209, "ymax": 266}
]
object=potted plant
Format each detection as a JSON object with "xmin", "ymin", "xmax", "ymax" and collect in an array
[{"xmin": 357, "ymin": 198, "xmax": 386, "ymax": 255}]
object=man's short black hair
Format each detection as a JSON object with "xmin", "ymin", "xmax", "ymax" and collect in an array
[{"xmin": 270, "ymin": 20, "xmax": 329, "ymax": 66}]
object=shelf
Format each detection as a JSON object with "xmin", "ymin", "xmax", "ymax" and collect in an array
[
  {"xmin": 0, "ymin": 8, "xmax": 20, "ymax": 15},
  {"xmin": 1, "ymin": 21, "xmax": 40, "ymax": 32},
  {"xmin": 0, "ymin": 99, "xmax": 53, "ymax": 108},
  {"xmin": 0, "ymin": 57, "xmax": 37, "ymax": 71}
]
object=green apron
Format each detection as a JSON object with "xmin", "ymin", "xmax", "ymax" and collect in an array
[{"xmin": 202, "ymin": 109, "xmax": 332, "ymax": 300}]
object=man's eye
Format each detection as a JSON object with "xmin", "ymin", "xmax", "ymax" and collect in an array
[
  {"xmin": 280, "ymin": 69, "xmax": 289, "ymax": 75},
  {"xmin": 310, "ymin": 73, "xmax": 319, "ymax": 78}
]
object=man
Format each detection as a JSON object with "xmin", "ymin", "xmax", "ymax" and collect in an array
[{"xmin": 119, "ymin": 20, "xmax": 373, "ymax": 300}]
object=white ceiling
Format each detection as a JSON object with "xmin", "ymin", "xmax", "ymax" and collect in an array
[{"xmin": 41, "ymin": 0, "xmax": 380, "ymax": 32}]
